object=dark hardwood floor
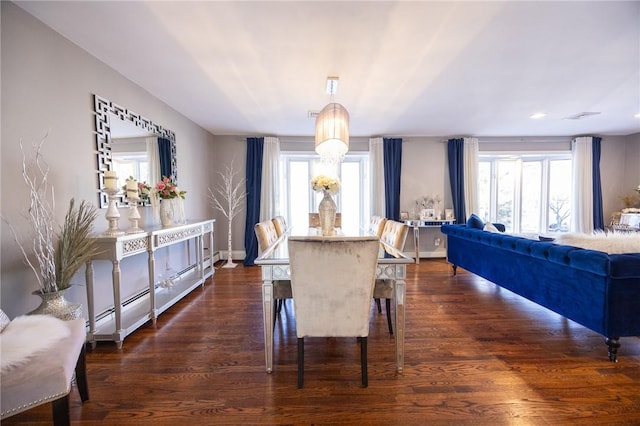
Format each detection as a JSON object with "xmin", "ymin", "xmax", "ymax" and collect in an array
[{"xmin": 5, "ymin": 259, "xmax": 640, "ymax": 425}]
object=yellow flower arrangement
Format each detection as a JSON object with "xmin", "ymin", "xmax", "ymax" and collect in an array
[{"xmin": 311, "ymin": 175, "xmax": 340, "ymax": 195}]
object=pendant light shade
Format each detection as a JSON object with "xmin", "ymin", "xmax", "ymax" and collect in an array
[{"xmin": 315, "ymin": 102, "xmax": 349, "ymax": 162}]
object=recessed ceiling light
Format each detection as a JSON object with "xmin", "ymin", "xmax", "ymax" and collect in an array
[
  {"xmin": 634, "ymin": 112, "xmax": 640, "ymax": 119},
  {"xmin": 530, "ymin": 112, "xmax": 547, "ymax": 119}
]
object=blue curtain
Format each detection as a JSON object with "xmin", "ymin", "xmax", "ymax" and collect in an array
[
  {"xmin": 158, "ymin": 137, "xmax": 172, "ymax": 178},
  {"xmin": 447, "ymin": 138, "xmax": 466, "ymax": 224},
  {"xmin": 383, "ymin": 138, "xmax": 402, "ymax": 220},
  {"xmin": 243, "ymin": 137, "xmax": 264, "ymax": 266},
  {"xmin": 592, "ymin": 136, "xmax": 604, "ymax": 230}
]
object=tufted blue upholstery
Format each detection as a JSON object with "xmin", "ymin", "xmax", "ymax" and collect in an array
[{"xmin": 441, "ymin": 224, "xmax": 640, "ymax": 360}]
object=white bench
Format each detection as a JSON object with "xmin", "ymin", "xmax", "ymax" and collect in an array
[{"xmin": 1, "ymin": 314, "xmax": 89, "ymax": 425}]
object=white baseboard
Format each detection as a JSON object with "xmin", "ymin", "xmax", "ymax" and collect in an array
[{"xmin": 217, "ymin": 250, "xmax": 246, "ymax": 261}]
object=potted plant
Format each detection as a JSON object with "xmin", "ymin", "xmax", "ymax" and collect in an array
[{"xmin": 6, "ymin": 138, "xmax": 99, "ymax": 319}]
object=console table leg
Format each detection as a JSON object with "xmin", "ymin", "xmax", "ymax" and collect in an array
[{"xmin": 605, "ymin": 337, "xmax": 620, "ymax": 362}]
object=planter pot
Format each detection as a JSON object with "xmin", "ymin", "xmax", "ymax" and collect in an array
[{"xmin": 28, "ymin": 289, "xmax": 82, "ymax": 321}]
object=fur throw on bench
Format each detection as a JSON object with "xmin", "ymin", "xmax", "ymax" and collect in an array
[{"xmin": 0, "ymin": 314, "xmax": 71, "ymax": 372}]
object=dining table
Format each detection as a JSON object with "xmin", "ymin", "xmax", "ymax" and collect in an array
[{"xmin": 255, "ymin": 226, "xmax": 414, "ymax": 374}]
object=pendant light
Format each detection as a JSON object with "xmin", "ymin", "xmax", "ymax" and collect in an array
[{"xmin": 315, "ymin": 77, "xmax": 349, "ymax": 163}]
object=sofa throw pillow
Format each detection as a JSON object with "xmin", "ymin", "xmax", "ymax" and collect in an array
[
  {"xmin": 466, "ymin": 213, "xmax": 485, "ymax": 229},
  {"xmin": 483, "ymin": 222, "xmax": 501, "ymax": 233},
  {"xmin": 555, "ymin": 231, "xmax": 640, "ymax": 254}
]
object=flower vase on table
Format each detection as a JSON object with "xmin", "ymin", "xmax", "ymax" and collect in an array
[
  {"xmin": 318, "ymin": 190, "xmax": 337, "ymax": 236},
  {"xmin": 152, "ymin": 176, "xmax": 187, "ymax": 227},
  {"xmin": 159, "ymin": 199, "xmax": 174, "ymax": 227},
  {"xmin": 311, "ymin": 175, "xmax": 340, "ymax": 237}
]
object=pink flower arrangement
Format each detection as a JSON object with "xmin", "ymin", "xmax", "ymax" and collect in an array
[{"xmin": 154, "ymin": 176, "xmax": 186, "ymax": 200}]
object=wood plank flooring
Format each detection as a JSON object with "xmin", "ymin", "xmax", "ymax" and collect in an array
[{"xmin": 4, "ymin": 259, "xmax": 640, "ymax": 425}]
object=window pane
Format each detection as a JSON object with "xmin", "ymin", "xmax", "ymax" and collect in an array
[
  {"xmin": 496, "ymin": 160, "xmax": 515, "ymax": 232},
  {"xmin": 282, "ymin": 154, "xmax": 369, "ymax": 234},
  {"xmin": 340, "ymin": 162, "xmax": 360, "ymax": 233},
  {"xmin": 548, "ymin": 159, "xmax": 571, "ymax": 233},
  {"xmin": 521, "ymin": 161, "xmax": 542, "ymax": 233},
  {"xmin": 478, "ymin": 161, "xmax": 491, "ymax": 222},
  {"xmin": 288, "ymin": 161, "xmax": 310, "ymax": 232}
]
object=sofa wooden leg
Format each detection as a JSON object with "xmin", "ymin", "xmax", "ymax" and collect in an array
[
  {"xmin": 452, "ymin": 265, "xmax": 457, "ymax": 276},
  {"xmin": 605, "ymin": 337, "xmax": 620, "ymax": 362},
  {"xmin": 51, "ymin": 394, "xmax": 70, "ymax": 426}
]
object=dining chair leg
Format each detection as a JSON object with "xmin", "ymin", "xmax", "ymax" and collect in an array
[
  {"xmin": 375, "ymin": 298, "xmax": 382, "ymax": 314},
  {"xmin": 297, "ymin": 337, "xmax": 304, "ymax": 389},
  {"xmin": 273, "ymin": 300, "xmax": 278, "ymax": 328},
  {"xmin": 385, "ymin": 299, "xmax": 393, "ymax": 335},
  {"xmin": 361, "ymin": 336, "xmax": 368, "ymax": 388}
]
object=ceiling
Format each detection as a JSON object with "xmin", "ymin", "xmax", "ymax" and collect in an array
[{"xmin": 15, "ymin": 1, "xmax": 640, "ymax": 138}]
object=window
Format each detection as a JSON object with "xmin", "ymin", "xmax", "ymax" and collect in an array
[
  {"xmin": 478, "ymin": 154, "xmax": 571, "ymax": 234},
  {"xmin": 113, "ymin": 153, "xmax": 149, "ymax": 187},
  {"xmin": 281, "ymin": 153, "xmax": 369, "ymax": 233}
]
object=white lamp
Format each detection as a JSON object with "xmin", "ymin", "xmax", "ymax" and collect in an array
[{"xmin": 315, "ymin": 77, "xmax": 349, "ymax": 163}]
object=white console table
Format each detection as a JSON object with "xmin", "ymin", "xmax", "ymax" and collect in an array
[
  {"xmin": 85, "ymin": 219, "xmax": 215, "ymax": 348},
  {"xmin": 614, "ymin": 213, "xmax": 640, "ymax": 232},
  {"xmin": 404, "ymin": 219, "xmax": 454, "ymax": 263}
]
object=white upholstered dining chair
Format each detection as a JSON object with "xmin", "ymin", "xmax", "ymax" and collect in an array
[
  {"xmin": 308, "ymin": 212, "xmax": 342, "ymax": 228},
  {"xmin": 375, "ymin": 220, "xmax": 409, "ymax": 335},
  {"xmin": 271, "ymin": 215, "xmax": 287, "ymax": 237},
  {"xmin": 288, "ymin": 236, "xmax": 380, "ymax": 388},
  {"xmin": 254, "ymin": 220, "xmax": 291, "ymax": 325},
  {"xmin": 369, "ymin": 215, "xmax": 387, "ymax": 238}
]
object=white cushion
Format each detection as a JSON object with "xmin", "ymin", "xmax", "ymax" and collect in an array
[
  {"xmin": 483, "ymin": 222, "xmax": 501, "ymax": 233},
  {"xmin": 0, "ymin": 317, "xmax": 86, "ymax": 419},
  {"xmin": 0, "ymin": 315, "xmax": 71, "ymax": 372}
]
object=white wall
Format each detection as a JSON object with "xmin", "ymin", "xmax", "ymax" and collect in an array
[
  {"xmin": 1, "ymin": 3, "xmax": 215, "ymax": 318},
  {"xmin": 622, "ymin": 133, "xmax": 640, "ymax": 197}
]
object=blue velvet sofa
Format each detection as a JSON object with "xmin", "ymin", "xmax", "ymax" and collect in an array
[{"xmin": 440, "ymin": 223, "xmax": 640, "ymax": 361}]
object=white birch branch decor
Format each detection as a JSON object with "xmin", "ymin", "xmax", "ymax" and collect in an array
[
  {"xmin": 3, "ymin": 137, "xmax": 99, "ymax": 293},
  {"xmin": 208, "ymin": 161, "xmax": 246, "ymax": 268}
]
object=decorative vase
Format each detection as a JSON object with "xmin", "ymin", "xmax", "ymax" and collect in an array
[
  {"xmin": 159, "ymin": 198, "xmax": 174, "ymax": 227},
  {"xmin": 28, "ymin": 289, "xmax": 82, "ymax": 321},
  {"xmin": 318, "ymin": 190, "xmax": 337, "ymax": 236}
]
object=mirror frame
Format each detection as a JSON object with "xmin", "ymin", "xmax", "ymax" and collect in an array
[{"xmin": 94, "ymin": 94, "xmax": 177, "ymax": 208}]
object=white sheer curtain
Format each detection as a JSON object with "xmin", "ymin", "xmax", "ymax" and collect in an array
[
  {"xmin": 463, "ymin": 137, "xmax": 479, "ymax": 220},
  {"xmin": 146, "ymin": 137, "xmax": 161, "ymax": 184},
  {"xmin": 369, "ymin": 137, "xmax": 385, "ymax": 218},
  {"xmin": 260, "ymin": 136, "xmax": 281, "ymax": 221},
  {"xmin": 571, "ymin": 137, "xmax": 594, "ymax": 233}
]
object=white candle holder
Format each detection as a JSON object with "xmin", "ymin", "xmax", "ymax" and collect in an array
[
  {"xmin": 126, "ymin": 201, "xmax": 145, "ymax": 234},
  {"xmin": 102, "ymin": 188, "xmax": 125, "ymax": 236}
]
